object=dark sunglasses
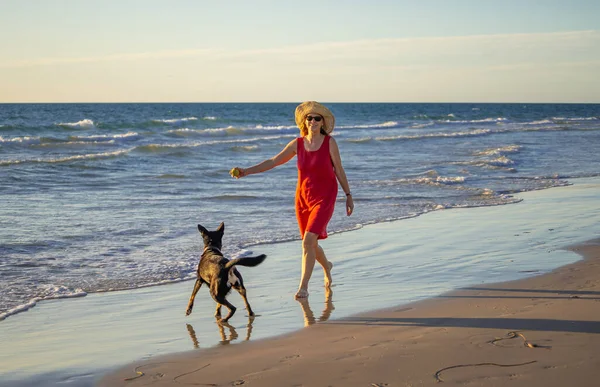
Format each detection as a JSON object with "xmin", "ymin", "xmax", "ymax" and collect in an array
[{"xmin": 306, "ymin": 115, "xmax": 322, "ymax": 122}]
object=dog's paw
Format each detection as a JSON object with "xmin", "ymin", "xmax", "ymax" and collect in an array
[{"xmin": 185, "ymin": 308, "xmax": 193, "ymax": 316}]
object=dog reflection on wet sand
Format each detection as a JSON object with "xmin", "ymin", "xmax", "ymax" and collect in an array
[
  {"xmin": 296, "ymin": 288, "xmax": 335, "ymax": 327},
  {"xmin": 185, "ymin": 290, "xmax": 334, "ymax": 349},
  {"xmin": 186, "ymin": 317, "xmax": 255, "ymax": 348},
  {"xmin": 186, "ymin": 323, "xmax": 200, "ymax": 348}
]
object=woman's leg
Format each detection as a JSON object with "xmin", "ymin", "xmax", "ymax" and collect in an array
[
  {"xmin": 296, "ymin": 232, "xmax": 318, "ymax": 298},
  {"xmin": 315, "ymin": 244, "xmax": 333, "ymax": 288}
]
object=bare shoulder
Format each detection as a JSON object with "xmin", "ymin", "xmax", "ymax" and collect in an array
[
  {"xmin": 287, "ymin": 138, "xmax": 299, "ymax": 153},
  {"xmin": 328, "ymin": 136, "xmax": 340, "ymax": 152},
  {"xmin": 274, "ymin": 138, "xmax": 298, "ymax": 161}
]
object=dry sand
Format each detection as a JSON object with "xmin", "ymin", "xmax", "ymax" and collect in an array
[{"xmin": 99, "ymin": 239, "xmax": 600, "ymax": 386}]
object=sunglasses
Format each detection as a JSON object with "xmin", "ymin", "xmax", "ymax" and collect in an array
[{"xmin": 306, "ymin": 115, "xmax": 322, "ymax": 122}]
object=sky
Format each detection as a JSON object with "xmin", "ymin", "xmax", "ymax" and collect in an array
[{"xmin": 1, "ymin": 0, "xmax": 599, "ymax": 103}]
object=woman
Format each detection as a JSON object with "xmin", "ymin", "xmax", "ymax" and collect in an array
[{"xmin": 231, "ymin": 101, "xmax": 353, "ymax": 299}]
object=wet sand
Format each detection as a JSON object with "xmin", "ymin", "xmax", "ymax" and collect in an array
[{"xmin": 98, "ymin": 243, "xmax": 600, "ymax": 386}]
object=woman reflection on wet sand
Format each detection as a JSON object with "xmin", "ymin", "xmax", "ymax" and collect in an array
[
  {"xmin": 186, "ymin": 316, "xmax": 255, "ymax": 348},
  {"xmin": 296, "ymin": 288, "xmax": 335, "ymax": 327}
]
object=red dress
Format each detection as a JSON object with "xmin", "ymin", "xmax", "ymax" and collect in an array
[{"xmin": 295, "ymin": 136, "xmax": 338, "ymax": 239}]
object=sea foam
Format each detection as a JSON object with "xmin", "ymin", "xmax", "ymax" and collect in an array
[{"xmin": 57, "ymin": 119, "xmax": 95, "ymax": 128}]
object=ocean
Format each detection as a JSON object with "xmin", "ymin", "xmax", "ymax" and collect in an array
[{"xmin": 1, "ymin": 102, "xmax": 599, "ymax": 321}]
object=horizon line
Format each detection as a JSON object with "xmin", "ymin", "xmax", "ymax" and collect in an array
[{"xmin": 1, "ymin": 101, "xmax": 599, "ymax": 105}]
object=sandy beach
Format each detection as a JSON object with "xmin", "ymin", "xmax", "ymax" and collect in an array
[
  {"xmin": 98, "ymin": 239, "xmax": 600, "ymax": 386},
  {"xmin": 96, "ymin": 180, "xmax": 600, "ymax": 387}
]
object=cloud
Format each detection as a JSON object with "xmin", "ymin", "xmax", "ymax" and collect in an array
[
  {"xmin": 3, "ymin": 30, "xmax": 598, "ymax": 69},
  {"xmin": 0, "ymin": 48, "xmax": 224, "ymax": 68}
]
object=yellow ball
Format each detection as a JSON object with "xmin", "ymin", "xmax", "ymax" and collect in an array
[{"xmin": 230, "ymin": 168, "xmax": 240, "ymax": 177}]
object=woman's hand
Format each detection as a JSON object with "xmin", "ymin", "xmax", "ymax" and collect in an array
[
  {"xmin": 346, "ymin": 195, "xmax": 354, "ymax": 216},
  {"xmin": 229, "ymin": 167, "xmax": 246, "ymax": 179}
]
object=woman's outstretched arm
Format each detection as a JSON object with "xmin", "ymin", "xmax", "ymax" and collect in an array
[{"xmin": 232, "ymin": 138, "xmax": 297, "ymax": 178}]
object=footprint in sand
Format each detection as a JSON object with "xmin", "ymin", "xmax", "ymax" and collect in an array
[{"xmin": 280, "ymin": 354, "xmax": 301, "ymax": 363}]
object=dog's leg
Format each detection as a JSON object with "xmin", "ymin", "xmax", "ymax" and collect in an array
[
  {"xmin": 185, "ymin": 279, "xmax": 202, "ymax": 316},
  {"xmin": 214, "ymin": 295, "xmax": 236, "ymax": 322},
  {"xmin": 209, "ymin": 282, "xmax": 225, "ymax": 319},
  {"xmin": 234, "ymin": 285, "xmax": 254, "ymax": 317}
]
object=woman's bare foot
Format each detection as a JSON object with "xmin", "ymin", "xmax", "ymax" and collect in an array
[
  {"xmin": 324, "ymin": 261, "xmax": 333, "ymax": 288},
  {"xmin": 295, "ymin": 288, "xmax": 309, "ymax": 299}
]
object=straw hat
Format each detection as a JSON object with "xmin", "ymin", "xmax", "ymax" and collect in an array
[{"xmin": 294, "ymin": 101, "xmax": 335, "ymax": 134}]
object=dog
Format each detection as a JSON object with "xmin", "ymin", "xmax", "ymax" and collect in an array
[{"xmin": 185, "ymin": 222, "xmax": 266, "ymax": 322}]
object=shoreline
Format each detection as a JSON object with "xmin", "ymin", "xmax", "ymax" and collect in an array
[{"xmin": 99, "ymin": 238, "xmax": 600, "ymax": 386}]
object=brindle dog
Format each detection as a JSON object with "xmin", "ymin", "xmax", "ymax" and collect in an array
[{"xmin": 185, "ymin": 222, "xmax": 266, "ymax": 322}]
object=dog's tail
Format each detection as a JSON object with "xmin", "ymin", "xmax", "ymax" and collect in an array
[{"xmin": 225, "ymin": 254, "xmax": 266, "ymax": 269}]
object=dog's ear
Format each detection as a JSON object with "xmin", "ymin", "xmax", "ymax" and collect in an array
[
  {"xmin": 197, "ymin": 224, "xmax": 208, "ymax": 235},
  {"xmin": 217, "ymin": 222, "xmax": 225, "ymax": 233}
]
